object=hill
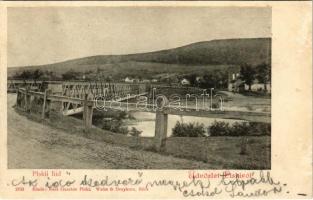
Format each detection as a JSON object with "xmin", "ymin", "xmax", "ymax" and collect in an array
[{"xmin": 8, "ymin": 37, "xmax": 271, "ymax": 78}]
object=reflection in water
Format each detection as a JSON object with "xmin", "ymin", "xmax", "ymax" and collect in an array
[{"xmin": 129, "ymin": 112, "xmax": 243, "ymax": 137}]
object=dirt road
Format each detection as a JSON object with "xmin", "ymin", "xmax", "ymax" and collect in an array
[{"xmin": 7, "ymin": 94, "xmax": 213, "ymax": 169}]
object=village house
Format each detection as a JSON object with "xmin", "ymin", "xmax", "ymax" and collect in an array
[
  {"xmin": 228, "ymin": 67, "xmax": 242, "ymax": 92},
  {"xmin": 244, "ymin": 81, "xmax": 271, "ymax": 92},
  {"xmin": 124, "ymin": 77, "xmax": 134, "ymax": 83},
  {"xmin": 141, "ymin": 79, "xmax": 150, "ymax": 83},
  {"xmin": 196, "ymin": 76, "xmax": 202, "ymax": 83},
  {"xmin": 181, "ymin": 78, "xmax": 191, "ymax": 86},
  {"xmin": 228, "ymin": 67, "xmax": 271, "ymax": 93}
]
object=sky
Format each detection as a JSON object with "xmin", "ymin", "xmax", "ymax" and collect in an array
[{"xmin": 8, "ymin": 6, "xmax": 271, "ymax": 67}]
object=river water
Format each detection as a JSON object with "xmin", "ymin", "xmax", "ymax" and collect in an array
[{"xmin": 127, "ymin": 112, "xmax": 242, "ymax": 137}]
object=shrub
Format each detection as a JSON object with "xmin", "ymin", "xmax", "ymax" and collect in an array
[
  {"xmin": 117, "ymin": 111, "xmax": 128, "ymax": 120},
  {"xmin": 249, "ymin": 122, "xmax": 271, "ymax": 136},
  {"xmin": 102, "ymin": 119, "xmax": 122, "ymax": 132},
  {"xmin": 102, "ymin": 119, "xmax": 128, "ymax": 135},
  {"xmin": 208, "ymin": 121, "xmax": 271, "ymax": 137},
  {"xmin": 209, "ymin": 121, "xmax": 230, "ymax": 136},
  {"xmin": 229, "ymin": 122, "xmax": 250, "ymax": 136},
  {"xmin": 92, "ymin": 109, "xmax": 136, "ymax": 135},
  {"xmin": 119, "ymin": 126, "xmax": 129, "ymax": 135},
  {"xmin": 129, "ymin": 127, "xmax": 142, "ymax": 137},
  {"xmin": 93, "ymin": 110, "xmax": 130, "ymax": 121},
  {"xmin": 128, "ymin": 113, "xmax": 136, "ymax": 120},
  {"xmin": 172, "ymin": 121, "xmax": 206, "ymax": 137}
]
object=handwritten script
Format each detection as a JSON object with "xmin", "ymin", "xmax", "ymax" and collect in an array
[{"xmin": 9, "ymin": 170, "xmax": 287, "ymax": 198}]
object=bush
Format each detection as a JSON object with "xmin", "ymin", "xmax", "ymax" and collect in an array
[
  {"xmin": 209, "ymin": 121, "xmax": 230, "ymax": 136},
  {"xmin": 92, "ymin": 110, "xmax": 136, "ymax": 135},
  {"xmin": 172, "ymin": 121, "xmax": 206, "ymax": 137},
  {"xmin": 93, "ymin": 110, "xmax": 129, "ymax": 120},
  {"xmin": 119, "ymin": 126, "xmax": 129, "ymax": 135},
  {"xmin": 208, "ymin": 121, "xmax": 271, "ymax": 137},
  {"xmin": 117, "ymin": 111, "xmax": 128, "ymax": 120},
  {"xmin": 249, "ymin": 122, "xmax": 271, "ymax": 136},
  {"xmin": 229, "ymin": 122, "xmax": 250, "ymax": 136},
  {"xmin": 102, "ymin": 119, "xmax": 128, "ymax": 135},
  {"xmin": 129, "ymin": 127, "xmax": 142, "ymax": 137},
  {"xmin": 102, "ymin": 119, "xmax": 122, "ymax": 132}
]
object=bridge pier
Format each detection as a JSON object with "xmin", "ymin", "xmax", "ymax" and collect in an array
[
  {"xmin": 154, "ymin": 96, "xmax": 169, "ymax": 151},
  {"xmin": 83, "ymin": 94, "xmax": 93, "ymax": 129},
  {"xmin": 25, "ymin": 89, "xmax": 31, "ymax": 112},
  {"xmin": 154, "ymin": 111, "xmax": 168, "ymax": 152},
  {"xmin": 16, "ymin": 90, "xmax": 21, "ymax": 108},
  {"xmin": 41, "ymin": 89, "xmax": 51, "ymax": 119}
]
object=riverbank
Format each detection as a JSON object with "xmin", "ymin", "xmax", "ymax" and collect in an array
[{"xmin": 7, "ymin": 93, "xmax": 216, "ymax": 169}]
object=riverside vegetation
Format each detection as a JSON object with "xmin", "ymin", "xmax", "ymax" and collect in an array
[
  {"xmin": 90, "ymin": 109, "xmax": 270, "ymax": 138},
  {"xmin": 172, "ymin": 121, "xmax": 270, "ymax": 137}
]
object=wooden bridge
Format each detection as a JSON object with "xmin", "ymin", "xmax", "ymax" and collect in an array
[
  {"xmin": 58, "ymin": 81, "xmax": 147, "ymax": 115},
  {"xmin": 7, "ymin": 79, "xmax": 47, "ymax": 93},
  {"xmin": 15, "ymin": 86, "xmax": 271, "ymax": 151},
  {"xmin": 10, "ymin": 80, "xmax": 148, "ymax": 115}
]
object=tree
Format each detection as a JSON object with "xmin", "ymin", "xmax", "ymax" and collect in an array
[
  {"xmin": 198, "ymin": 69, "xmax": 228, "ymax": 90},
  {"xmin": 240, "ymin": 64, "xmax": 255, "ymax": 91},
  {"xmin": 32, "ymin": 69, "xmax": 43, "ymax": 81},
  {"xmin": 19, "ymin": 70, "xmax": 32, "ymax": 80},
  {"xmin": 11, "ymin": 72, "xmax": 20, "ymax": 80},
  {"xmin": 211, "ymin": 69, "xmax": 228, "ymax": 89},
  {"xmin": 200, "ymin": 74, "xmax": 214, "ymax": 89},
  {"xmin": 256, "ymin": 63, "xmax": 271, "ymax": 91},
  {"xmin": 184, "ymin": 74, "xmax": 197, "ymax": 86},
  {"xmin": 62, "ymin": 69, "xmax": 81, "ymax": 80}
]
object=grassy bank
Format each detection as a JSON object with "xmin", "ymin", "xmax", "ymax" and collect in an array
[{"xmin": 14, "ymin": 106, "xmax": 270, "ymax": 169}]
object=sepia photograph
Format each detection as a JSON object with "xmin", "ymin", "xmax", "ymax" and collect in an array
[{"xmin": 7, "ymin": 6, "xmax": 272, "ymax": 170}]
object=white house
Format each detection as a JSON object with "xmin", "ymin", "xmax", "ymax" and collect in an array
[
  {"xmin": 228, "ymin": 69, "xmax": 271, "ymax": 93},
  {"xmin": 244, "ymin": 82, "xmax": 271, "ymax": 92},
  {"xmin": 124, "ymin": 77, "xmax": 134, "ymax": 83},
  {"xmin": 141, "ymin": 79, "xmax": 150, "ymax": 83},
  {"xmin": 196, "ymin": 76, "xmax": 202, "ymax": 82},
  {"xmin": 181, "ymin": 78, "xmax": 190, "ymax": 85}
]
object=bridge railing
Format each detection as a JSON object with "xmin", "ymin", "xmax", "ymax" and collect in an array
[{"xmin": 8, "ymin": 79, "xmax": 149, "ymax": 94}]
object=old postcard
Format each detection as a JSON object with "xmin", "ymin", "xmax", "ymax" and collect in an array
[{"xmin": 0, "ymin": 1, "xmax": 312, "ymax": 199}]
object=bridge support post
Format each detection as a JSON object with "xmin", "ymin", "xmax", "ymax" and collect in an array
[
  {"xmin": 23, "ymin": 89, "xmax": 27, "ymax": 111},
  {"xmin": 25, "ymin": 88, "xmax": 31, "ymax": 112},
  {"xmin": 41, "ymin": 89, "xmax": 49, "ymax": 119},
  {"xmin": 154, "ymin": 111, "xmax": 168, "ymax": 151},
  {"xmin": 16, "ymin": 89, "xmax": 21, "ymax": 108},
  {"xmin": 83, "ymin": 94, "xmax": 93, "ymax": 129}
]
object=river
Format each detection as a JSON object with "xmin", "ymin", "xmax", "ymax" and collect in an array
[{"xmin": 127, "ymin": 112, "xmax": 243, "ymax": 137}]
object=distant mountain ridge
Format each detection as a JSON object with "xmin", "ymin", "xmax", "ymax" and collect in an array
[{"xmin": 8, "ymin": 37, "xmax": 271, "ymax": 77}]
